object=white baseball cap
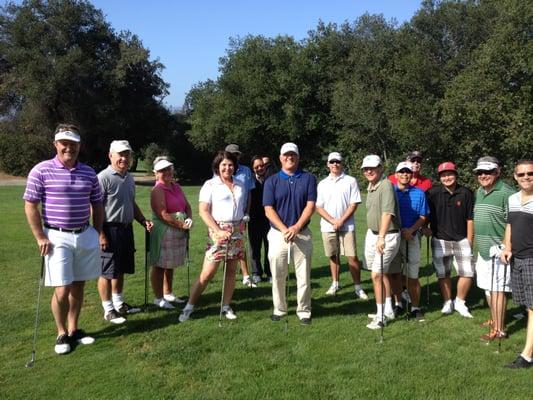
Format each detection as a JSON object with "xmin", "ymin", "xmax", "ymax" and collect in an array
[
  {"xmin": 153, "ymin": 158, "xmax": 173, "ymax": 172},
  {"xmin": 54, "ymin": 130, "xmax": 80, "ymax": 143},
  {"xmin": 396, "ymin": 161, "xmax": 413, "ymax": 172},
  {"xmin": 109, "ymin": 140, "xmax": 132, "ymax": 153},
  {"xmin": 280, "ymin": 142, "xmax": 299, "ymax": 155},
  {"xmin": 361, "ymin": 155, "xmax": 382, "ymax": 169},
  {"xmin": 473, "ymin": 156, "xmax": 499, "ymax": 172},
  {"xmin": 327, "ymin": 152, "xmax": 342, "ymax": 162}
]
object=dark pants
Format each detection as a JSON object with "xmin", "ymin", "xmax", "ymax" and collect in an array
[{"xmin": 249, "ymin": 221, "xmax": 271, "ymax": 277}]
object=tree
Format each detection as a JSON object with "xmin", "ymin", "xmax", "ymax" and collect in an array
[{"xmin": 0, "ymin": 0, "xmax": 171, "ymax": 173}]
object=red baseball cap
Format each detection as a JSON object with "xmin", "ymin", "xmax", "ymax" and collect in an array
[{"xmin": 437, "ymin": 161, "xmax": 457, "ymax": 174}]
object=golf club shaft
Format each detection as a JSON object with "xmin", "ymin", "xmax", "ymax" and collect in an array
[
  {"xmin": 405, "ymin": 239, "xmax": 409, "ymax": 319},
  {"xmin": 285, "ymin": 241, "xmax": 291, "ymax": 333},
  {"xmin": 336, "ymin": 231, "xmax": 340, "ymax": 295},
  {"xmin": 490, "ymin": 256, "xmax": 495, "ymax": 338},
  {"xmin": 186, "ymin": 231, "xmax": 190, "ymax": 298},
  {"xmin": 219, "ymin": 238, "xmax": 229, "ymax": 327},
  {"xmin": 426, "ymin": 236, "xmax": 430, "ymax": 306},
  {"xmin": 27, "ymin": 256, "xmax": 45, "ymax": 368},
  {"xmin": 144, "ymin": 229, "xmax": 150, "ymax": 310},
  {"xmin": 380, "ymin": 252, "xmax": 384, "ymax": 343}
]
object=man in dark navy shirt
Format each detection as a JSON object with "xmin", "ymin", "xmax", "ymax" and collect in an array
[{"xmin": 263, "ymin": 143, "xmax": 317, "ymax": 325}]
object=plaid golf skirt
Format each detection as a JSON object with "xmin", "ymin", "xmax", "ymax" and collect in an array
[
  {"xmin": 205, "ymin": 221, "xmax": 245, "ymax": 262},
  {"xmin": 157, "ymin": 226, "xmax": 187, "ymax": 269}
]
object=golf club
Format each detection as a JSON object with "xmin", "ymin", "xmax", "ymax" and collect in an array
[
  {"xmin": 405, "ymin": 240, "xmax": 410, "ymax": 320},
  {"xmin": 335, "ymin": 230, "xmax": 341, "ymax": 296},
  {"xmin": 186, "ymin": 230, "xmax": 191, "ymax": 299},
  {"xmin": 426, "ymin": 236, "xmax": 430, "ymax": 306},
  {"xmin": 285, "ymin": 241, "xmax": 291, "ymax": 333},
  {"xmin": 488, "ymin": 255, "xmax": 495, "ymax": 340},
  {"xmin": 380, "ymin": 252, "xmax": 384, "ymax": 344},
  {"xmin": 243, "ymin": 222, "xmax": 254, "ymax": 290},
  {"xmin": 218, "ymin": 237, "xmax": 229, "ymax": 328},
  {"xmin": 144, "ymin": 229, "xmax": 150, "ymax": 311},
  {"xmin": 498, "ymin": 259, "xmax": 509, "ymax": 353},
  {"xmin": 26, "ymin": 256, "xmax": 45, "ymax": 368}
]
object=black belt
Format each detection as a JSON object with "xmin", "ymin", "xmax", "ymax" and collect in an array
[
  {"xmin": 44, "ymin": 224, "xmax": 88, "ymax": 234},
  {"xmin": 371, "ymin": 230, "xmax": 399, "ymax": 235},
  {"xmin": 104, "ymin": 222, "xmax": 132, "ymax": 228}
]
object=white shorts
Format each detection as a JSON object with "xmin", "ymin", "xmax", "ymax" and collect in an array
[
  {"xmin": 364, "ymin": 230, "xmax": 400, "ymax": 274},
  {"xmin": 44, "ymin": 226, "xmax": 101, "ymax": 286},
  {"xmin": 475, "ymin": 253, "xmax": 511, "ymax": 292},
  {"xmin": 391, "ymin": 235, "xmax": 421, "ymax": 279},
  {"xmin": 432, "ymin": 238, "xmax": 474, "ymax": 278}
]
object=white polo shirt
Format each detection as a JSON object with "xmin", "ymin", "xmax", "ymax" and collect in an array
[
  {"xmin": 199, "ymin": 175, "xmax": 246, "ymax": 222},
  {"xmin": 316, "ymin": 172, "xmax": 361, "ymax": 232}
]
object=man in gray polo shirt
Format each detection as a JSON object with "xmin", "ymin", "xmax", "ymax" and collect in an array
[{"xmin": 98, "ymin": 140, "xmax": 152, "ymax": 324}]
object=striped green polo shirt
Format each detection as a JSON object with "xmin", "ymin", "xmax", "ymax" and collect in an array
[{"xmin": 474, "ymin": 179, "xmax": 515, "ymax": 260}]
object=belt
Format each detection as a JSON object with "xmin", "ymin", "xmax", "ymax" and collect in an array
[
  {"xmin": 44, "ymin": 224, "xmax": 88, "ymax": 234},
  {"xmin": 371, "ymin": 230, "xmax": 399, "ymax": 235},
  {"xmin": 104, "ymin": 222, "xmax": 132, "ymax": 228}
]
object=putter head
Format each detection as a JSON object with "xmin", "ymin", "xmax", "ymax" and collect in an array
[{"xmin": 25, "ymin": 355, "xmax": 35, "ymax": 368}]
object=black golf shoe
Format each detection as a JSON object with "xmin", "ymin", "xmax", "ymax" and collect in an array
[
  {"xmin": 505, "ymin": 355, "xmax": 532, "ymax": 369},
  {"xmin": 299, "ymin": 317, "xmax": 311, "ymax": 326},
  {"xmin": 271, "ymin": 314, "xmax": 282, "ymax": 322}
]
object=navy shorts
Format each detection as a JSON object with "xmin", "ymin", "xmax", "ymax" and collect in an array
[{"xmin": 101, "ymin": 224, "xmax": 135, "ymax": 279}]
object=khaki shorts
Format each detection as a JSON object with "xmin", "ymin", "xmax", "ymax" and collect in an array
[
  {"xmin": 321, "ymin": 231, "xmax": 357, "ymax": 257},
  {"xmin": 364, "ymin": 230, "xmax": 401, "ymax": 274}
]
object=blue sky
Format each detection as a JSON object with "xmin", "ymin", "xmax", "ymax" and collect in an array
[{"xmin": 89, "ymin": 1, "xmax": 422, "ymax": 109}]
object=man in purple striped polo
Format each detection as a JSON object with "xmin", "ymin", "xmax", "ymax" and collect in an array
[{"xmin": 24, "ymin": 123, "xmax": 104, "ymax": 355}]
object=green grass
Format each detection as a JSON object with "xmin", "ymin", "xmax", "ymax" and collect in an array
[{"xmin": 0, "ymin": 185, "xmax": 530, "ymax": 400}]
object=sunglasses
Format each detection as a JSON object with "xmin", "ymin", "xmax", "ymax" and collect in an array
[
  {"xmin": 329, "ymin": 160, "xmax": 341, "ymax": 165},
  {"xmin": 516, "ymin": 171, "xmax": 533, "ymax": 178},
  {"xmin": 475, "ymin": 170, "xmax": 496, "ymax": 176},
  {"xmin": 410, "ymin": 158, "xmax": 422, "ymax": 163},
  {"xmin": 363, "ymin": 167, "xmax": 377, "ymax": 172},
  {"xmin": 397, "ymin": 169, "xmax": 412, "ymax": 174}
]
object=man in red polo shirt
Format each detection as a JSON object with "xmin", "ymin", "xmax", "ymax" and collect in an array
[{"xmin": 389, "ymin": 151, "xmax": 432, "ymax": 192}]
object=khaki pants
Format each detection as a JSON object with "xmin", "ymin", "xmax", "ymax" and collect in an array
[{"xmin": 268, "ymin": 227, "xmax": 312, "ymax": 319}]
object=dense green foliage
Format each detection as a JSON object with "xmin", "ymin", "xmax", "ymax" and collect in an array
[
  {"xmin": 0, "ymin": 0, "xmax": 530, "ymax": 185},
  {"xmin": 1, "ymin": 184, "xmax": 531, "ymax": 399},
  {"xmin": 0, "ymin": 0, "xmax": 175, "ymax": 172},
  {"xmin": 186, "ymin": 0, "xmax": 531, "ymax": 184}
]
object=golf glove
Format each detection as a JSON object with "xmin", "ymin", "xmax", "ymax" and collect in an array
[
  {"xmin": 489, "ymin": 244, "xmax": 504, "ymax": 258},
  {"xmin": 242, "ymin": 214, "xmax": 250, "ymax": 223}
]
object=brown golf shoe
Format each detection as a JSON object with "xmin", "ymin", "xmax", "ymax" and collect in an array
[{"xmin": 480, "ymin": 329, "xmax": 508, "ymax": 342}]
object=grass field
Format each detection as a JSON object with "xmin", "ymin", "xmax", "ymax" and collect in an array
[{"xmin": 0, "ymin": 185, "xmax": 530, "ymax": 399}]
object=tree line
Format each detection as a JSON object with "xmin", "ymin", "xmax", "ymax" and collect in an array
[{"xmin": 1, "ymin": 0, "xmax": 531, "ymax": 186}]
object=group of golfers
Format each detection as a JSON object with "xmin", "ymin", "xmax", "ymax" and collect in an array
[{"xmin": 23, "ymin": 123, "xmax": 533, "ymax": 369}]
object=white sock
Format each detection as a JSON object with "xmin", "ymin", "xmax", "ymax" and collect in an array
[
  {"xmin": 395, "ymin": 301, "xmax": 402, "ymax": 307},
  {"xmin": 184, "ymin": 303, "xmax": 194, "ymax": 311},
  {"xmin": 385, "ymin": 297, "xmax": 393, "ymax": 315},
  {"xmin": 375, "ymin": 304, "xmax": 384, "ymax": 318},
  {"xmin": 354, "ymin": 284, "xmax": 362, "ymax": 292},
  {"xmin": 411, "ymin": 306, "xmax": 420, "ymax": 312},
  {"xmin": 444, "ymin": 299, "xmax": 453, "ymax": 306},
  {"xmin": 455, "ymin": 298, "xmax": 465, "ymax": 306},
  {"xmin": 112, "ymin": 292, "xmax": 124, "ymax": 308},
  {"xmin": 521, "ymin": 353, "xmax": 533, "ymax": 363},
  {"xmin": 332, "ymin": 280, "xmax": 339, "ymax": 287},
  {"xmin": 102, "ymin": 300, "xmax": 114, "ymax": 314},
  {"xmin": 243, "ymin": 275, "xmax": 250, "ymax": 280}
]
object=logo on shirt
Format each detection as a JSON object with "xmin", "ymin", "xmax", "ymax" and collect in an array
[{"xmin": 456, "ymin": 200, "xmax": 462, "ymax": 207}]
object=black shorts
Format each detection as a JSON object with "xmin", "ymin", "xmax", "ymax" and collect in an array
[
  {"xmin": 101, "ymin": 224, "xmax": 135, "ymax": 279},
  {"xmin": 511, "ymin": 257, "xmax": 533, "ymax": 309}
]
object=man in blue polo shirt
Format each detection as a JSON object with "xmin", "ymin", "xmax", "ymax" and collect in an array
[
  {"xmin": 390, "ymin": 161, "xmax": 429, "ymax": 321},
  {"xmin": 263, "ymin": 142, "xmax": 317, "ymax": 325}
]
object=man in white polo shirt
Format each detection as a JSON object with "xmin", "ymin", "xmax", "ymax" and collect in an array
[{"xmin": 316, "ymin": 151, "xmax": 368, "ymax": 299}]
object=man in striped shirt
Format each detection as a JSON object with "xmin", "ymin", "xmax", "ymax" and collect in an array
[
  {"xmin": 473, "ymin": 156, "xmax": 515, "ymax": 341},
  {"xmin": 23, "ymin": 123, "xmax": 103, "ymax": 355}
]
